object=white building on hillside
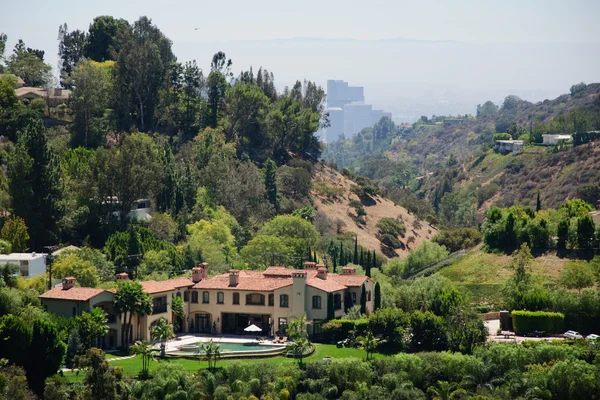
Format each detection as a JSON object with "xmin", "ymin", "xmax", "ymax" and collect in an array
[
  {"xmin": 0, "ymin": 253, "xmax": 47, "ymax": 278},
  {"xmin": 542, "ymin": 134, "xmax": 572, "ymax": 145}
]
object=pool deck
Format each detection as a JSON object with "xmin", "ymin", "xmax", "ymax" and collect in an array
[{"xmin": 165, "ymin": 334, "xmax": 282, "ymax": 354}]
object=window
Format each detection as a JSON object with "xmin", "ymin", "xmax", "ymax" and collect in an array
[
  {"xmin": 191, "ymin": 291, "xmax": 198, "ymax": 303},
  {"xmin": 217, "ymin": 292, "xmax": 224, "ymax": 304},
  {"xmin": 72, "ymin": 307, "xmax": 76, "ymax": 316},
  {"xmin": 246, "ymin": 293, "xmax": 265, "ymax": 305},
  {"xmin": 352, "ymin": 292, "xmax": 356, "ymax": 304},
  {"xmin": 280, "ymin": 294, "xmax": 289, "ymax": 308},
  {"xmin": 278, "ymin": 317, "xmax": 288, "ymax": 333},
  {"xmin": 334, "ymin": 294, "xmax": 342, "ymax": 310},
  {"xmin": 233, "ymin": 292, "xmax": 240, "ymax": 305},
  {"xmin": 184, "ymin": 291, "xmax": 189, "ymax": 302},
  {"xmin": 368, "ymin": 290, "xmax": 371, "ymax": 302},
  {"xmin": 176, "ymin": 292, "xmax": 182, "ymax": 298},
  {"xmin": 268, "ymin": 294, "xmax": 274, "ymax": 306},
  {"xmin": 202, "ymin": 291, "xmax": 210, "ymax": 304},
  {"xmin": 153, "ymin": 296, "xmax": 167, "ymax": 314},
  {"xmin": 312, "ymin": 295, "xmax": 322, "ymax": 309}
]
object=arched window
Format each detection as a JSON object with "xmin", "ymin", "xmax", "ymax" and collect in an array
[
  {"xmin": 202, "ymin": 291, "xmax": 210, "ymax": 304},
  {"xmin": 367, "ymin": 290, "xmax": 371, "ymax": 302},
  {"xmin": 312, "ymin": 295, "xmax": 322, "ymax": 309},
  {"xmin": 280, "ymin": 294, "xmax": 289, "ymax": 308},
  {"xmin": 352, "ymin": 292, "xmax": 356, "ymax": 304},
  {"xmin": 333, "ymin": 294, "xmax": 342, "ymax": 310},
  {"xmin": 191, "ymin": 291, "xmax": 198, "ymax": 303},
  {"xmin": 184, "ymin": 291, "xmax": 189, "ymax": 302},
  {"xmin": 176, "ymin": 292, "xmax": 182, "ymax": 298},
  {"xmin": 233, "ymin": 292, "xmax": 240, "ymax": 305},
  {"xmin": 246, "ymin": 293, "xmax": 265, "ymax": 305},
  {"xmin": 217, "ymin": 292, "xmax": 224, "ymax": 304}
]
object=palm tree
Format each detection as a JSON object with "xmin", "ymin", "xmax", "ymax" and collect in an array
[
  {"xmin": 150, "ymin": 317, "xmax": 175, "ymax": 358},
  {"xmin": 130, "ymin": 340, "xmax": 158, "ymax": 378},
  {"xmin": 286, "ymin": 314, "xmax": 309, "ymax": 340},
  {"xmin": 114, "ymin": 281, "xmax": 152, "ymax": 349},
  {"xmin": 356, "ymin": 331, "xmax": 382, "ymax": 360},
  {"xmin": 290, "ymin": 337, "xmax": 312, "ymax": 367},
  {"xmin": 197, "ymin": 339, "xmax": 221, "ymax": 371},
  {"xmin": 426, "ymin": 381, "xmax": 467, "ymax": 400},
  {"xmin": 171, "ymin": 296, "xmax": 185, "ymax": 331}
]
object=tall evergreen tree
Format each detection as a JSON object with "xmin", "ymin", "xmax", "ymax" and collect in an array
[
  {"xmin": 366, "ymin": 250, "xmax": 371, "ymax": 271},
  {"xmin": 365, "ymin": 258, "xmax": 371, "ymax": 277},
  {"xmin": 374, "ymin": 282, "xmax": 381, "ymax": 311},
  {"xmin": 359, "ymin": 248, "xmax": 364, "ymax": 267},
  {"xmin": 360, "ymin": 284, "xmax": 367, "ymax": 315},
  {"xmin": 264, "ymin": 158, "xmax": 279, "ymax": 213},
  {"xmin": 536, "ymin": 192, "xmax": 541, "ymax": 212},
  {"xmin": 339, "ymin": 242, "xmax": 344, "ymax": 266},
  {"xmin": 372, "ymin": 250, "xmax": 377, "ymax": 270},
  {"xmin": 126, "ymin": 225, "xmax": 141, "ymax": 278},
  {"xmin": 344, "ymin": 290, "xmax": 353, "ymax": 312},
  {"xmin": 327, "ymin": 293, "xmax": 335, "ymax": 320},
  {"xmin": 353, "ymin": 235, "xmax": 358, "ymax": 264},
  {"xmin": 8, "ymin": 119, "xmax": 62, "ymax": 250},
  {"xmin": 313, "ymin": 251, "xmax": 317, "ymax": 263},
  {"xmin": 332, "ymin": 249, "xmax": 337, "ymax": 273}
]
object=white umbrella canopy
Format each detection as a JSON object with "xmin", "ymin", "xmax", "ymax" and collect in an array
[{"xmin": 244, "ymin": 324, "xmax": 262, "ymax": 332}]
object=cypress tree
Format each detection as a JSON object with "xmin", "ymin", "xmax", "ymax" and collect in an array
[
  {"xmin": 365, "ymin": 259, "xmax": 371, "ymax": 277},
  {"xmin": 264, "ymin": 158, "xmax": 279, "ymax": 213},
  {"xmin": 374, "ymin": 282, "xmax": 381, "ymax": 310},
  {"xmin": 313, "ymin": 251, "xmax": 318, "ymax": 263},
  {"xmin": 360, "ymin": 284, "xmax": 367, "ymax": 315},
  {"xmin": 372, "ymin": 250, "xmax": 377, "ymax": 270},
  {"xmin": 536, "ymin": 192, "xmax": 541, "ymax": 212},
  {"xmin": 344, "ymin": 290, "xmax": 353, "ymax": 312},
  {"xmin": 339, "ymin": 242, "xmax": 344, "ymax": 266},
  {"xmin": 359, "ymin": 248, "xmax": 364, "ymax": 267},
  {"xmin": 366, "ymin": 250, "xmax": 371, "ymax": 271},
  {"xmin": 353, "ymin": 235, "xmax": 358, "ymax": 264},
  {"xmin": 327, "ymin": 293, "xmax": 335, "ymax": 320},
  {"xmin": 332, "ymin": 249, "xmax": 338, "ymax": 273}
]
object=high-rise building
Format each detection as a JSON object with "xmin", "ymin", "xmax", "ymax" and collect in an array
[{"xmin": 327, "ymin": 80, "xmax": 364, "ymax": 108}]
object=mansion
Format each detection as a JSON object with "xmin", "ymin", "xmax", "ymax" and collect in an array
[{"xmin": 40, "ymin": 262, "xmax": 374, "ymax": 349}]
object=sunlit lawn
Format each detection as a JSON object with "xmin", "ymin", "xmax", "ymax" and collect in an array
[{"xmin": 64, "ymin": 344, "xmax": 385, "ymax": 382}]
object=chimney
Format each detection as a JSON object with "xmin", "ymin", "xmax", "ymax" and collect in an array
[
  {"xmin": 199, "ymin": 262, "xmax": 209, "ymax": 279},
  {"xmin": 192, "ymin": 267, "xmax": 202, "ymax": 283},
  {"xmin": 116, "ymin": 272, "xmax": 129, "ymax": 282},
  {"xmin": 317, "ymin": 266, "xmax": 328, "ymax": 280},
  {"xmin": 292, "ymin": 270, "xmax": 307, "ymax": 279},
  {"xmin": 342, "ymin": 266, "xmax": 356, "ymax": 275},
  {"xmin": 304, "ymin": 261, "xmax": 317, "ymax": 270},
  {"xmin": 62, "ymin": 277, "xmax": 76, "ymax": 290},
  {"xmin": 229, "ymin": 269, "xmax": 239, "ymax": 286}
]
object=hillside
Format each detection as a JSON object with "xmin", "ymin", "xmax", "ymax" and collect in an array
[{"xmin": 311, "ymin": 165, "xmax": 438, "ymax": 258}]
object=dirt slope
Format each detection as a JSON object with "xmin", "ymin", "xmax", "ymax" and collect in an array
[{"xmin": 311, "ymin": 165, "xmax": 438, "ymax": 259}]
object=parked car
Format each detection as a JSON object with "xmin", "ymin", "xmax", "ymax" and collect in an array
[
  {"xmin": 563, "ymin": 330, "xmax": 583, "ymax": 339},
  {"xmin": 586, "ymin": 334, "xmax": 599, "ymax": 341},
  {"xmin": 524, "ymin": 330, "xmax": 546, "ymax": 338}
]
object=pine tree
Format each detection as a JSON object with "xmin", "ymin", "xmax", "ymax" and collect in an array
[
  {"xmin": 264, "ymin": 158, "xmax": 279, "ymax": 213},
  {"xmin": 536, "ymin": 192, "xmax": 541, "ymax": 212},
  {"xmin": 353, "ymin": 235, "xmax": 358, "ymax": 264},
  {"xmin": 374, "ymin": 282, "xmax": 381, "ymax": 310},
  {"xmin": 360, "ymin": 284, "xmax": 367, "ymax": 315}
]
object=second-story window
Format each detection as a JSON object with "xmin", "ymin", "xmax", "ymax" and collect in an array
[
  {"xmin": 233, "ymin": 292, "xmax": 240, "ymax": 305},
  {"xmin": 312, "ymin": 295, "xmax": 321, "ymax": 309},
  {"xmin": 268, "ymin": 294, "xmax": 274, "ymax": 306},
  {"xmin": 334, "ymin": 293, "xmax": 342, "ymax": 310},
  {"xmin": 191, "ymin": 291, "xmax": 198, "ymax": 303},
  {"xmin": 280, "ymin": 294, "xmax": 289, "ymax": 308},
  {"xmin": 217, "ymin": 292, "xmax": 224, "ymax": 304},
  {"xmin": 202, "ymin": 291, "xmax": 210, "ymax": 304},
  {"xmin": 152, "ymin": 296, "xmax": 167, "ymax": 314},
  {"xmin": 246, "ymin": 293, "xmax": 265, "ymax": 305},
  {"xmin": 184, "ymin": 291, "xmax": 189, "ymax": 302}
]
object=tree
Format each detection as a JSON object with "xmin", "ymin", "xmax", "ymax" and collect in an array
[
  {"xmin": 427, "ymin": 381, "xmax": 467, "ymax": 400},
  {"xmin": 85, "ymin": 16, "xmax": 130, "ymax": 62},
  {"xmin": 150, "ymin": 317, "xmax": 174, "ymax": 358},
  {"xmin": 536, "ymin": 192, "xmax": 541, "ymax": 212},
  {"xmin": 360, "ymin": 284, "xmax": 367, "ymax": 315},
  {"xmin": 557, "ymin": 219, "xmax": 569, "ymax": 249},
  {"xmin": 78, "ymin": 348, "xmax": 119, "ymax": 400},
  {"xmin": 286, "ymin": 314, "xmax": 308, "ymax": 340},
  {"xmin": 7, "ymin": 119, "xmax": 62, "ymax": 250},
  {"xmin": 502, "ymin": 95, "xmax": 522, "ymax": 111},
  {"xmin": 289, "ymin": 337, "xmax": 311, "ymax": 367},
  {"xmin": 76, "ymin": 307, "xmax": 109, "ymax": 349},
  {"xmin": 257, "ymin": 215, "xmax": 319, "ymax": 266},
  {"xmin": 577, "ymin": 215, "xmax": 595, "ymax": 249},
  {"xmin": 171, "ymin": 295, "xmax": 185, "ymax": 331},
  {"xmin": 25, "ymin": 319, "xmax": 66, "ymax": 394},
  {"xmin": 198, "ymin": 339, "xmax": 221, "ymax": 371},
  {"xmin": 374, "ymin": 282, "xmax": 381, "ymax": 311},
  {"xmin": 0, "ymin": 78, "xmax": 19, "ymax": 109},
  {"xmin": 327, "ymin": 293, "xmax": 335, "ymax": 320},
  {"xmin": 353, "ymin": 235, "xmax": 358, "ymax": 264},
  {"xmin": 559, "ymin": 262, "xmax": 595, "ymax": 293},
  {"xmin": 57, "ymin": 24, "xmax": 87, "ymax": 88},
  {"xmin": 0, "ymin": 314, "xmax": 32, "ymax": 368},
  {"xmin": 5, "ymin": 40, "xmax": 52, "ymax": 86},
  {"xmin": 71, "ymin": 59, "xmax": 114, "ymax": 147},
  {"xmin": 52, "ymin": 252, "xmax": 100, "ymax": 287},
  {"xmin": 356, "ymin": 331, "xmax": 381, "ymax": 360},
  {"xmin": 113, "ymin": 280, "xmax": 152, "ymax": 349},
  {"xmin": 65, "ymin": 329, "xmax": 84, "ymax": 369},
  {"xmin": 129, "ymin": 340, "xmax": 157, "ymax": 378},
  {"xmin": 264, "ymin": 159, "xmax": 279, "ymax": 213},
  {"xmin": 476, "ymin": 101, "xmax": 498, "ymax": 118},
  {"xmin": 0, "ymin": 216, "xmax": 29, "ymax": 252},
  {"xmin": 344, "ymin": 290, "xmax": 353, "ymax": 313}
]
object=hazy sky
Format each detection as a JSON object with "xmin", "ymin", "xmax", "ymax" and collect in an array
[{"xmin": 1, "ymin": 0, "xmax": 599, "ymax": 119}]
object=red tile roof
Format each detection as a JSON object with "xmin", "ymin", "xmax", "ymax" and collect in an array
[
  {"xmin": 40, "ymin": 286, "xmax": 106, "ymax": 301},
  {"xmin": 140, "ymin": 277, "xmax": 194, "ymax": 294},
  {"xmin": 192, "ymin": 268, "xmax": 366, "ymax": 293}
]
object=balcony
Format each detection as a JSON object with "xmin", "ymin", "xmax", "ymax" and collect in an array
[{"xmin": 152, "ymin": 305, "xmax": 167, "ymax": 314}]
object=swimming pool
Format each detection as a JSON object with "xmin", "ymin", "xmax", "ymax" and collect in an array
[{"xmin": 176, "ymin": 341, "xmax": 286, "ymax": 355}]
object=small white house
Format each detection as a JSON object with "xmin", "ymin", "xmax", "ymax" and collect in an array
[
  {"xmin": 542, "ymin": 134, "xmax": 572, "ymax": 146},
  {"xmin": 0, "ymin": 253, "xmax": 47, "ymax": 278},
  {"xmin": 127, "ymin": 199, "xmax": 153, "ymax": 221},
  {"xmin": 494, "ymin": 140, "xmax": 524, "ymax": 154}
]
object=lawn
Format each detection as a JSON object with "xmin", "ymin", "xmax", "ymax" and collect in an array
[{"xmin": 64, "ymin": 344, "xmax": 384, "ymax": 382}]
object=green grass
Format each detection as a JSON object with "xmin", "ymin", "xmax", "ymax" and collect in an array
[{"xmin": 63, "ymin": 344, "xmax": 384, "ymax": 382}]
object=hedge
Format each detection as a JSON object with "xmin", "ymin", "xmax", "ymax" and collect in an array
[
  {"xmin": 318, "ymin": 319, "xmax": 369, "ymax": 343},
  {"xmin": 511, "ymin": 310, "xmax": 564, "ymax": 334}
]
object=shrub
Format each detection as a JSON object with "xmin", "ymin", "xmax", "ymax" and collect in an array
[
  {"xmin": 380, "ymin": 234, "xmax": 402, "ymax": 249},
  {"xmin": 319, "ymin": 319, "xmax": 368, "ymax": 343},
  {"xmin": 432, "ymin": 228, "xmax": 482, "ymax": 253},
  {"xmin": 511, "ymin": 310, "xmax": 564, "ymax": 334},
  {"xmin": 376, "ymin": 217, "xmax": 406, "ymax": 238},
  {"xmin": 493, "ymin": 133, "xmax": 511, "ymax": 141}
]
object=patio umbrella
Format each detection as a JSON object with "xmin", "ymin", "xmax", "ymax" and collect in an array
[{"xmin": 244, "ymin": 324, "xmax": 262, "ymax": 332}]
